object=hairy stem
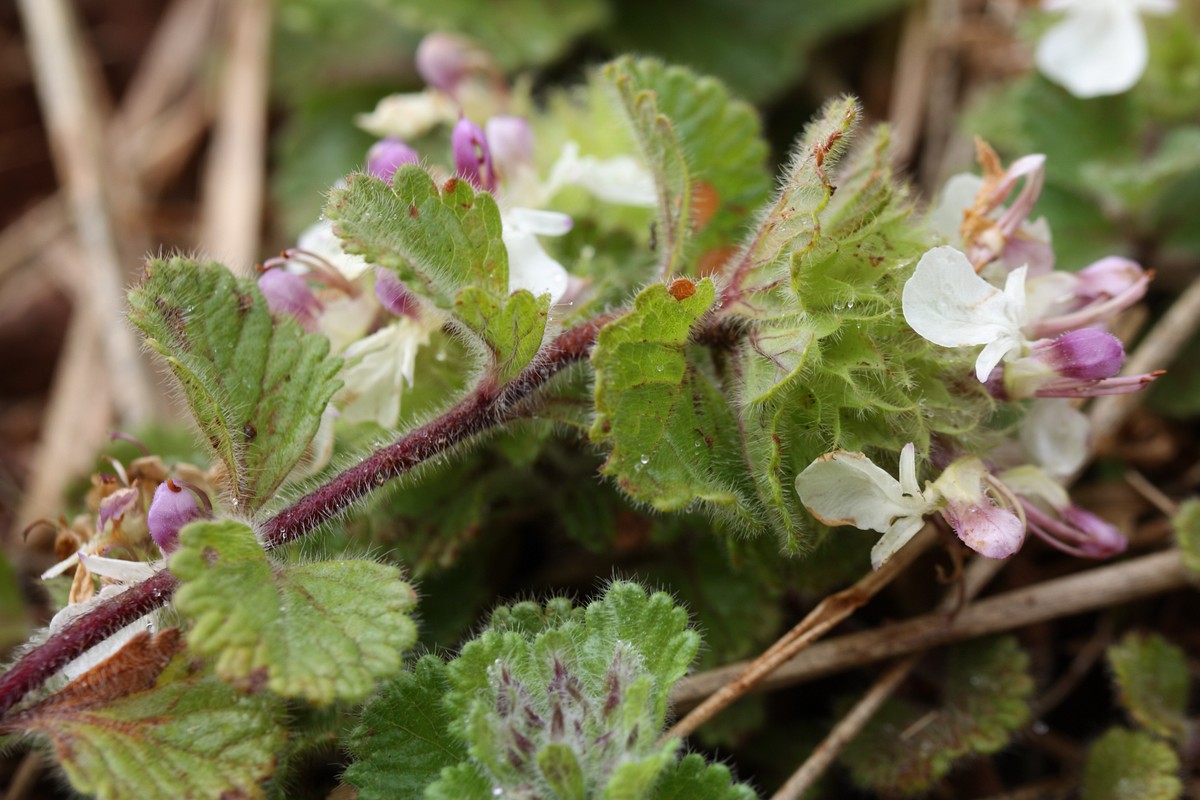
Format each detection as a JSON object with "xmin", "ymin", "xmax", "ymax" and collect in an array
[{"xmin": 0, "ymin": 314, "xmax": 612, "ymax": 720}]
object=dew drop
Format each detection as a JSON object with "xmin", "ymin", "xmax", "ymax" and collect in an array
[
  {"xmin": 492, "ymin": 788, "xmax": 504, "ymax": 797},
  {"xmin": 435, "ymin": 349, "xmax": 447, "ymax": 362},
  {"xmin": 656, "ymin": 364, "xmax": 664, "ymax": 372},
  {"xmin": 846, "ymin": 301, "xmax": 855, "ymax": 309},
  {"xmin": 639, "ymin": 454, "xmax": 650, "ymax": 465}
]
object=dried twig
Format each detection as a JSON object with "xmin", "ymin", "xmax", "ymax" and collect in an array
[
  {"xmin": 663, "ymin": 525, "xmax": 937, "ymax": 741},
  {"xmin": 16, "ymin": 0, "xmax": 156, "ymax": 424},
  {"xmin": 1, "ymin": 750, "xmax": 43, "ymax": 800},
  {"xmin": 198, "ymin": 0, "xmax": 272, "ymax": 269},
  {"xmin": 771, "ymin": 555, "xmax": 1005, "ymax": 799},
  {"xmin": 671, "ymin": 548, "xmax": 1190, "ymax": 707}
]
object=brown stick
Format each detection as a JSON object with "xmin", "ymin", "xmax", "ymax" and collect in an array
[
  {"xmin": 671, "ymin": 549, "xmax": 1190, "ymax": 708},
  {"xmin": 16, "ymin": 0, "xmax": 156, "ymax": 424},
  {"xmin": 198, "ymin": 0, "xmax": 272, "ymax": 269},
  {"xmin": 770, "ymin": 555, "xmax": 1005, "ymax": 799},
  {"xmin": 663, "ymin": 525, "xmax": 937, "ymax": 740}
]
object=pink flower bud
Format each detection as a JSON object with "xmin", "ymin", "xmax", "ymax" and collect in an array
[
  {"xmin": 1020, "ymin": 498, "xmax": 1128, "ymax": 559},
  {"xmin": 366, "ymin": 137, "xmax": 419, "ymax": 183},
  {"xmin": 1075, "ymin": 256, "xmax": 1147, "ymax": 304},
  {"xmin": 942, "ymin": 500, "xmax": 1025, "ymax": 559},
  {"xmin": 147, "ymin": 478, "xmax": 210, "ymax": 555},
  {"xmin": 415, "ymin": 32, "xmax": 484, "ymax": 95},
  {"xmin": 452, "ymin": 117, "xmax": 495, "ymax": 191},
  {"xmin": 257, "ymin": 268, "xmax": 322, "ymax": 332},
  {"xmin": 485, "ymin": 116, "xmax": 534, "ymax": 179},
  {"xmin": 374, "ymin": 269, "xmax": 419, "ymax": 319},
  {"xmin": 1032, "ymin": 328, "xmax": 1124, "ymax": 381}
]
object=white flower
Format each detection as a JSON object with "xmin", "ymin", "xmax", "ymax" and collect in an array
[
  {"xmin": 543, "ymin": 141, "xmax": 658, "ymax": 208},
  {"xmin": 1018, "ymin": 398, "xmax": 1090, "ymax": 479},
  {"xmin": 297, "ymin": 218, "xmax": 371, "ymax": 280},
  {"xmin": 502, "ymin": 208, "xmax": 573, "ymax": 301},
  {"xmin": 795, "ymin": 443, "xmax": 936, "ymax": 569},
  {"xmin": 1035, "ymin": 0, "xmax": 1176, "ymax": 98},
  {"xmin": 902, "ymin": 246, "xmax": 1029, "ymax": 381},
  {"xmin": 335, "ymin": 316, "xmax": 436, "ymax": 428},
  {"xmin": 355, "ymin": 88, "xmax": 459, "ymax": 140}
]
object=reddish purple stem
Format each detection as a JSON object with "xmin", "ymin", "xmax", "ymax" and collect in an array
[{"xmin": 0, "ymin": 314, "xmax": 612, "ymax": 720}]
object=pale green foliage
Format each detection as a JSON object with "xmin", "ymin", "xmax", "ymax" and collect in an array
[
  {"xmin": 127, "ymin": 258, "xmax": 343, "ymax": 514},
  {"xmin": 16, "ymin": 649, "xmax": 284, "ymax": 800},
  {"xmin": 605, "ymin": 57, "xmax": 771, "ymax": 276},
  {"xmin": 590, "ymin": 279, "xmax": 755, "ymax": 523},
  {"xmin": 328, "ymin": 167, "xmax": 550, "ymax": 380},
  {"xmin": 841, "ymin": 636, "xmax": 1034, "ymax": 795},
  {"xmin": 1108, "ymin": 632, "xmax": 1190, "ymax": 741},
  {"xmin": 1172, "ymin": 498, "xmax": 1200, "ymax": 580},
  {"xmin": 170, "ymin": 519, "xmax": 418, "ymax": 704},
  {"xmin": 1082, "ymin": 727, "xmax": 1182, "ymax": 800},
  {"xmin": 347, "ymin": 583, "xmax": 754, "ymax": 798}
]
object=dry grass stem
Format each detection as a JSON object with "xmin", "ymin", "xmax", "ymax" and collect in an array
[{"xmin": 663, "ymin": 525, "xmax": 937, "ymax": 741}]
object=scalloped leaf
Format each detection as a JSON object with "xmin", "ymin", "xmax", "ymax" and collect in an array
[
  {"xmin": 328, "ymin": 168, "xmax": 508, "ymax": 307},
  {"xmin": 650, "ymin": 753, "xmax": 757, "ymax": 800},
  {"xmin": 453, "ymin": 286, "xmax": 549, "ymax": 382},
  {"xmin": 589, "ymin": 279, "xmax": 756, "ymax": 521},
  {"xmin": 841, "ymin": 636, "xmax": 1034, "ymax": 795},
  {"xmin": 605, "ymin": 57, "xmax": 771, "ymax": 277},
  {"xmin": 1082, "ymin": 727, "xmax": 1182, "ymax": 800},
  {"xmin": 10, "ymin": 630, "xmax": 284, "ymax": 800},
  {"xmin": 1108, "ymin": 632, "xmax": 1189, "ymax": 740},
  {"xmin": 344, "ymin": 655, "xmax": 467, "ymax": 800},
  {"xmin": 169, "ymin": 519, "xmax": 417, "ymax": 705},
  {"xmin": 127, "ymin": 258, "xmax": 342, "ymax": 514}
]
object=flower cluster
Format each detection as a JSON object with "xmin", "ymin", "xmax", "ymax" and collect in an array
[
  {"xmin": 257, "ymin": 32, "xmax": 655, "ymax": 429},
  {"xmin": 795, "ymin": 145, "xmax": 1157, "ymax": 568}
]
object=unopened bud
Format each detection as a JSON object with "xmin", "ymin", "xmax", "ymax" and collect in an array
[
  {"xmin": 374, "ymin": 269, "xmax": 419, "ymax": 319},
  {"xmin": 147, "ymin": 478, "xmax": 210, "ymax": 554},
  {"xmin": 257, "ymin": 268, "xmax": 322, "ymax": 332},
  {"xmin": 365, "ymin": 137, "xmax": 419, "ymax": 183},
  {"xmin": 452, "ymin": 117, "xmax": 495, "ymax": 191}
]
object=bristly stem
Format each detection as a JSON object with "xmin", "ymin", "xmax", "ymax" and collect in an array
[{"xmin": 0, "ymin": 313, "xmax": 614, "ymax": 720}]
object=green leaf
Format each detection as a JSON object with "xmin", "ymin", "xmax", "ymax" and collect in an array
[
  {"xmin": 724, "ymin": 96, "xmax": 859, "ymax": 305},
  {"xmin": 650, "ymin": 753, "xmax": 757, "ymax": 800},
  {"xmin": 344, "ymin": 655, "xmax": 468, "ymax": 799},
  {"xmin": 1082, "ymin": 727, "xmax": 1182, "ymax": 800},
  {"xmin": 605, "ymin": 57, "xmax": 771, "ymax": 277},
  {"xmin": 841, "ymin": 636, "xmax": 1034, "ymax": 795},
  {"xmin": 328, "ymin": 167, "xmax": 508, "ymax": 307},
  {"xmin": 12, "ymin": 631, "xmax": 284, "ymax": 800},
  {"xmin": 590, "ymin": 279, "xmax": 754, "ymax": 521},
  {"xmin": 0, "ymin": 548, "xmax": 26, "ymax": 651},
  {"xmin": 426, "ymin": 762, "xmax": 493, "ymax": 800},
  {"xmin": 170, "ymin": 519, "xmax": 418, "ymax": 704},
  {"xmin": 374, "ymin": 0, "xmax": 608, "ymax": 70},
  {"xmin": 1173, "ymin": 498, "xmax": 1200, "ymax": 579},
  {"xmin": 453, "ymin": 286, "xmax": 549, "ymax": 382},
  {"xmin": 1108, "ymin": 632, "xmax": 1190, "ymax": 740},
  {"xmin": 538, "ymin": 742, "xmax": 588, "ymax": 800},
  {"xmin": 127, "ymin": 258, "xmax": 343, "ymax": 514}
]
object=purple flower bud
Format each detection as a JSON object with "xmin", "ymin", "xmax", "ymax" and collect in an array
[
  {"xmin": 257, "ymin": 268, "xmax": 322, "ymax": 332},
  {"xmin": 1032, "ymin": 328, "xmax": 1124, "ymax": 381},
  {"xmin": 415, "ymin": 32, "xmax": 482, "ymax": 95},
  {"xmin": 1061, "ymin": 506, "xmax": 1128, "ymax": 558},
  {"xmin": 147, "ymin": 478, "xmax": 209, "ymax": 555},
  {"xmin": 942, "ymin": 500, "xmax": 1025, "ymax": 559},
  {"xmin": 374, "ymin": 269, "xmax": 419, "ymax": 319},
  {"xmin": 452, "ymin": 117, "xmax": 495, "ymax": 192},
  {"xmin": 485, "ymin": 116, "xmax": 534, "ymax": 179},
  {"xmin": 366, "ymin": 137, "xmax": 419, "ymax": 183}
]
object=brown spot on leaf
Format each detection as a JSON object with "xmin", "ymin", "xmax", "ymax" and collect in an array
[
  {"xmin": 242, "ymin": 423, "xmax": 257, "ymax": 442},
  {"xmin": 408, "ymin": 204, "xmax": 419, "ymax": 219},
  {"xmin": 668, "ymin": 277, "xmax": 696, "ymax": 301},
  {"xmin": 442, "ymin": 177, "xmax": 458, "ymax": 194},
  {"xmin": 236, "ymin": 292, "xmax": 253, "ymax": 313}
]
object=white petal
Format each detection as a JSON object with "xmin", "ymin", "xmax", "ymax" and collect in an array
[
  {"xmin": 545, "ymin": 141, "xmax": 657, "ymax": 207},
  {"xmin": 795, "ymin": 451, "xmax": 931, "ymax": 535},
  {"xmin": 502, "ymin": 226, "xmax": 570, "ymax": 303},
  {"xmin": 1133, "ymin": 0, "xmax": 1176, "ymax": 13},
  {"xmin": 337, "ymin": 319, "xmax": 433, "ymax": 428},
  {"xmin": 975, "ymin": 334, "xmax": 1023, "ymax": 382},
  {"xmin": 1036, "ymin": 3, "xmax": 1149, "ymax": 97},
  {"xmin": 41, "ymin": 551, "xmax": 80, "ymax": 580},
  {"xmin": 77, "ymin": 553, "xmax": 161, "ymax": 583},
  {"xmin": 898, "ymin": 442, "xmax": 921, "ymax": 497},
  {"xmin": 1019, "ymin": 398, "xmax": 1090, "ymax": 478},
  {"xmin": 1000, "ymin": 464, "xmax": 1072, "ymax": 510},
  {"xmin": 297, "ymin": 219, "xmax": 372, "ymax": 280},
  {"xmin": 355, "ymin": 89, "xmax": 458, "ymax": 140},
  {"xmin": 506, "ymin": 207, "xmax": 573, "ymax": 237},
  {"xmin": 902, "ymin": 246, "xmax": 1027, "ymax": 355},
  {"xmin": 870, "ymin": 515, "xmax": 928, "ymax": 570},
  {"xmin": 928, "ymin": 173, "xmax": 984, "ymax": 240}
]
